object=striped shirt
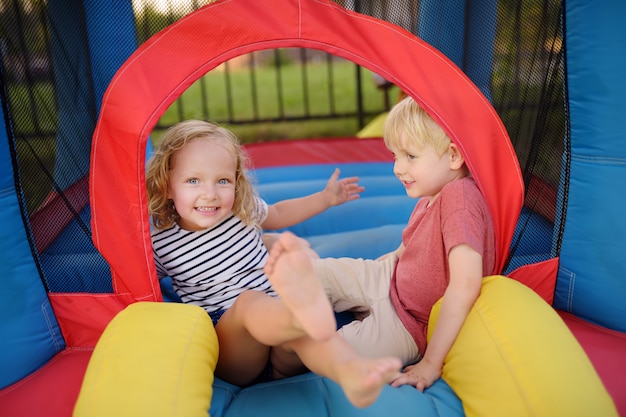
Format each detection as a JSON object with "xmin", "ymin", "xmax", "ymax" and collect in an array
[{"xmin": 152, "ymin": 198, "xmax": 276, "ymax": 313}]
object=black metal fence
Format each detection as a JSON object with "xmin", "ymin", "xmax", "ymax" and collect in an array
[{"xmin": 152, "ymin": 48, "xmax": 397, "ymax": 136}]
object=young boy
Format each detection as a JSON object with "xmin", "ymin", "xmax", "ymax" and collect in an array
[{"xmin": 265, "ymin": 95, "xmax": 496, "ymax": 392}]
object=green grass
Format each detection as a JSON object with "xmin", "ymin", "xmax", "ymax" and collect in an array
[
  {"xmin": 153, "ymin": 59, "xmax": 398, "ymax": 144},
  {"xmin": 7, "ymin": 82, "xmax": 58, "ymax": 133}
]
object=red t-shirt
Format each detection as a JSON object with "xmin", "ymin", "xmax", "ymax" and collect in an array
[{"xmin": 390, "ymin": 177, "xmax": 496, "ymax": 353}]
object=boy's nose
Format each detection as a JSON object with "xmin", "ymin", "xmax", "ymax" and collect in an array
[{"xmin": 393, "ymin": 161, "xmax": 404, "ymax": 176}]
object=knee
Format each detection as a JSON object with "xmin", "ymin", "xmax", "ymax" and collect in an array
[
  {"xmin": 228, "ymin": 291, "xmax": 250, "ymax": 316},
  {"xmin": 227, "ymin": 290, "xmax": 263, "ymax": 322}
]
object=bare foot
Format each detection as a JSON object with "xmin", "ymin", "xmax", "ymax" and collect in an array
[
  {"xmin": 264, "ymin": 232, "xmax": 336, "ymax": 341},
  {"xmin": 337, "ymin": 356, "xmax": 402, "ymax": 408}
]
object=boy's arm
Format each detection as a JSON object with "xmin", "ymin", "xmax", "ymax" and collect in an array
[
  {"xmin": 261, "ymin": 168, "xmax": 364, "ymax": 230},
  {"xmin": 391, "ymin": 243, "xmax": 483, "ymax": 391}
]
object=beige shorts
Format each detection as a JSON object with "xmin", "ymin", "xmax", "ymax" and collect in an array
[{"xmin": 314, "ymin": 255, "xmax": 419, "ymax": 365}]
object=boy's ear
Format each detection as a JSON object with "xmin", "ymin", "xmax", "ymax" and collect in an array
[{"xmin": 448, "ymin": 143, "xmax": 465, "ymax": 169}]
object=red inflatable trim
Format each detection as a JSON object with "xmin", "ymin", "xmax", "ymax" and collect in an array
[
  {"xmin": 245, "ymin": 137, "xmax": 392, "ymax": 168},
  {"xmin": 560, "ymin": 311, "xmax": 626, "ymax": 415},
  {"xmin": 88, "ymin": 0, "xmax": 523, "ymax": 338},
  {"xmin": 0, "ymin": 349, "xmax": 92, "ymax": 416}
]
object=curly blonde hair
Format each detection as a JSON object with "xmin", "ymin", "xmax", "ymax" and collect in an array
[
  {"xmin": 383, "ymin": 95, "xmax": 451, "ymax": 157},
  {"xmin": 146, "ymin": 120, "xmax": 259, "ymax": 230}
]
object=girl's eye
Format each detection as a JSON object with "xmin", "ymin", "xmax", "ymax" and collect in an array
[
  {"xmin": 218, "ymin": 178, "xmax": 229, "ymax": 185},
  {"xmin": 187, "ymin": 178, "xmax": 199, "ymax": 185}
]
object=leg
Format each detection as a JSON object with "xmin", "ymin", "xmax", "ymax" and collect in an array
[
  {"xmin": 269, "ymin": 334, "xmax": 402, "ymax": 408},
  {"xmin": 314, "ymin": 255, "xmax": 393, "ymax": 314},
  {"xmin": 270, "ymin": 345, "xmax": 308, "ymax": 379},
  {"xmin": 265, "ymin": 232, "xmax": 402, "ymax": 408},
  {"xmin": 338, "ymin": 295, "xmax": 420, "ymax": 364},
  {"xmin": 215, "ymin": 289, "xmax": 315, "ymax": 386},
  {"xmin": 287, "ymin": 335, "xmax": 401, "ymax": 408},
  {"xmin": 213, "ymin": 293, "xmax": 271, "ymax": 386},
  {"xmin": 264, "ymin": 231, "xmax": 336, "ymax": 341}
]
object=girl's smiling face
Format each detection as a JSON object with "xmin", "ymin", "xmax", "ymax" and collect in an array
[{"xmin": 167, "ymin": 137, "xmax": 237, "ymax": 231}]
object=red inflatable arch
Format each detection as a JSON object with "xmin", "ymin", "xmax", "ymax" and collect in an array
[{"xmin": 52, "ymin": 0, "xmax": 523, "ymax": 345}]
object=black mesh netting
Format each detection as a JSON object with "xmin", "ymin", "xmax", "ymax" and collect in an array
[{"xmin": 0, "ymin": 0, "xmax": 566, "ymax": 293}]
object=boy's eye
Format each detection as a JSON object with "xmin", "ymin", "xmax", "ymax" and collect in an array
[{"xmin": 407, "ymin": 154, "xmax": 416, "ymax": 160}]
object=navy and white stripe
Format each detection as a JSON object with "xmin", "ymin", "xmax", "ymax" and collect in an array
[{"xmin": 152, "ymin": 200, "xmax": 276, "ymax": 313}]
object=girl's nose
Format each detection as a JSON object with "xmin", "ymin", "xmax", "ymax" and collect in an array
[{"xmin": 201, "ymin": 183, "xmax": 216, "ymax": 199}]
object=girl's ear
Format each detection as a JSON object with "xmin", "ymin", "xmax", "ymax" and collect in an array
[{"xmin": 448, "ymin": 143, "xmax": 465, "ymax": 170}]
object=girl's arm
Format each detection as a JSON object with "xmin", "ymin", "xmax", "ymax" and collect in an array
[
  {"xmin": 391, "ymin": 243, "xmax": 483, "ymax": 391},
  {"xmin": 261, "ymin": 168, "xmax": 364, "ymax": 230}
]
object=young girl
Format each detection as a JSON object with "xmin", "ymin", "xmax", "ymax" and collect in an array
[{"xmin": 146, "ymin": 120, "xmax": 401, "ymax": 408}]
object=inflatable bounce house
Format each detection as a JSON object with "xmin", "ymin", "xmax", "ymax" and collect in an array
[{"xmin": 0, "ymin": 0, "xmax": 624, "ymax": 416}]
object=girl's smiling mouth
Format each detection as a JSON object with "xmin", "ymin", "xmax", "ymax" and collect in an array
[{"xmin": 196, "ymin": 206, "xmax": 218, "ymax": 213}]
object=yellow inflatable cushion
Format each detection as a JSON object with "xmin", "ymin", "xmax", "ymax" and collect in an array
[
  {"xmin": 428, "ymin": 275, "xmax": 617, "ymax": 417},
  {"xmin": 74, "ymin": 302, "xmax": 218, "ymax": 417},
  {"xmin": 355, "ymin": 112, "xmax": 388, "ymax": 138}
]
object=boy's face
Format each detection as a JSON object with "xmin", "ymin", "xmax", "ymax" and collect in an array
[
  {"xmin": 388, "ymin": 136, "xmax": 464, "ymax": 205},
  {"xmin": 167, "ymin": 138, "xmax": 236, "ymax": 231}
]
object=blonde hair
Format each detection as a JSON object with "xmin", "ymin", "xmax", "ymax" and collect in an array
[
  {"xmin": 383, "ymin": 95, "xmax": 451, "ymax": 157},
  {"xmin": 146, "ymin": 120, "xmax": 259, "ymax": 230}
]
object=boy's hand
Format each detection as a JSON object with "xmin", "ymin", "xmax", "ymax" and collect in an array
[
  {"xmin": 325, "ymin": 168, "xmax": 364, "ymax": 206},
  {"xmin": 389, "ymin": 358, "xmax": 442, "ymax": 392}
]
